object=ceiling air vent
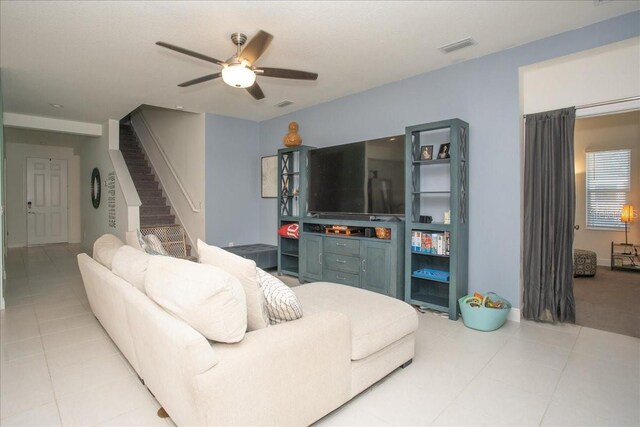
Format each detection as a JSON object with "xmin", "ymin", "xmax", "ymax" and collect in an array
[
  {"xmin": 439, "ymin": 37, "xmax": 476, "ymax": 54},
  {"xmin": 275, "ymin": 100, "xmax": 294, "ymax": 108}
]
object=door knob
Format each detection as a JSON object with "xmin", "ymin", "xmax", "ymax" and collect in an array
[{"xmin": 574, "ymin": 225, "xmax": 580, "ymax": 230}]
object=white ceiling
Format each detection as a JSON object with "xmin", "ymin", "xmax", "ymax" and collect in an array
[{"xmin": 1, "ymin": 1, "xmax": 638, "ymax": 124}]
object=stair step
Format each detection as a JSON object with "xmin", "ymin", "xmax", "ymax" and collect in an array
[
  {"xmin": 120, "ymin": 147, "xmax": 142, "ymax": 154},
  {"xmin": 123, "ymin": 153, "xmax": 146, "ymax": 160},
  {"xmin": 140, "ymin": 197, "xmax": 166, "ymax": 206},
  {"xmin": 141, "ymin": 206, "xmax": 170, "ymax": 216},
  {"xmin": 130, "ymin": 173, "xmax": 156, "ymax": 181},
  {"xmin": 128, "ymin": 166, "xmax": 151, "ymax": 174},
  {"xmin": 140, "ymin": 215, "xmax": 176, "ymax": 226},
  {"xmin": 135, "ymin": 181, "xmax": 159, "ymax": 190},
  {"xmin": 138, "ymin": 189, "xmax": 162, "ymax": 198},
  {"xmin": 125, "ymin": 159, "xmax": 148, "ymax": 167}
]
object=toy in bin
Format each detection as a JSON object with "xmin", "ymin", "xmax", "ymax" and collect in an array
[{"xmin": 458, "ymin": 292, "xmax": 511, "ymax": 332}]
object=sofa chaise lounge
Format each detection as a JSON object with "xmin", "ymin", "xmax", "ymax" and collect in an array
[{"xmin": 78, "ymin": 235, "xmax": 418, "ymax": 426}]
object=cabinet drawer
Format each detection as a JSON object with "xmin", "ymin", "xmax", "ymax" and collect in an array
[
  {"xmin": 324, "ymin": 237, "xmax": 360, "ymax": 256},
  {"xmin": 323, "ymin": 269, "xmax": 360, "ymax": 287},
  {"xmin": 324, "ymin": 253, "xmax": 361, "ymax": 274}
]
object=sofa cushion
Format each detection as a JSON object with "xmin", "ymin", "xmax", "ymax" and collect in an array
[
  {"xmin": 112, "ymin": 246, "xmax": 151, "ymax": 293},
  {"xmin": 293, "ymin": 282, "xmax": 418, "ymax": 360},
  {"xmin": 145, "ymin": 256, "xmax": 247, "ymax": 343},
  {"xmin": 256, "ymin": 268, "xmax": 303, "ymax": 324},
  {"xmin": 93, "ymin": 234, "xmax": 125, "ymax": 269},
  {"xmin": 197, "ymin": 240, "xmax": 269, "ymax": 331}
]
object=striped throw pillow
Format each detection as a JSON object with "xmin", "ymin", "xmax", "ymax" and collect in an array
[
  {"xmin": 137, "ymin": 230, "xmax": 169, "ymax": 256},
  {"xmin": 256, "ymin": 268, "xmax": 303, "ymax": 324}
]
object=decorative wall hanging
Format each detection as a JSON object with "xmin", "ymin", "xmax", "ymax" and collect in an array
[
  {"xmin": 91, "ymin": 168, "xmax": 101, "ymax": 209},
  {"xmin": 261, "ymin": 155, "xmax": 277, "ymax": 198}
]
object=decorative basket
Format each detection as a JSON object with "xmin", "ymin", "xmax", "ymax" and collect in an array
[
  {"xmin": 458, "ymin": 292, "xmax": 511, "ymax": 332},
  {"xmin": 375, "ymin": 227, "xmax": 391, "ymax": 240}
]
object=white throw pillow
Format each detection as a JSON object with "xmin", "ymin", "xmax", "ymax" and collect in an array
[
  {"xmin": 145, "ymin": 256, "xmax": 247, "ymax": 343},
  {"xmin": 112, "ymin": 246, "xmax": 151, "ymax": 293},
  {"xmin": 93, "ymin": 234, "xmax": 124, "ymax": 269},
  {"xmin": 197, "ymin": 239, "xmax": 269, "ymax": 331},
  {"xmin": 256, "ymin": 268, "xmax": 303, "ymax": 325}
]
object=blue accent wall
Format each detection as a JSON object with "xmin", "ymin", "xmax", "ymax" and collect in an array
[
  {"xmin": 253, "ymin": 11, "xmax": 640, "ymax": 308},
  {"xmin": 205, "ymin": 114, "xmax": 261, "ymax": 246}
]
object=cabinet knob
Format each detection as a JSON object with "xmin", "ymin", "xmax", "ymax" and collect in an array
[
  {"xmin": 336, "ymin": 243, "xmax": 347, "ymax": 247},
  {"xmin": 336, "ymin": 259, "xmax": 346, "ymax": 264},
  {"xmin": 362, "ymin": 259, "xmax": 366, "ymax": 272},
  {"xmin": 319, "ymin": 252, "xmax": 322, "ymax": 265}
]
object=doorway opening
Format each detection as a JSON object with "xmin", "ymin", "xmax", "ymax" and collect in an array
[{"xmin": 573, "ymin": 110, "xmax": 640, "ymax": 337}]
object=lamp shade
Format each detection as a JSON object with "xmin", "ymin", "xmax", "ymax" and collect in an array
[
  {"xmin": 221, "ymin": 63, "xmax": 256, "ymax": 88},
  {"xmin": 620, "ymin": 204, "xmax": 635, "ymax": 223}
]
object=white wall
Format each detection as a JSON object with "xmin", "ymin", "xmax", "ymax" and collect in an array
[
  {"xmin": 574, "ymin": 111, "xmax": 640, "ymax": 265},
  {"xmin": 5, "ymin": 142, "xmax": 81, "ymax": 246},
  {"xmin": 80, "ymin": 120, "xmax": 129, "ymax": 252},
  {"xmin": 522, "ymin": 37, "xmax": 640, "ymax": 114},
  {"xmin": 132, "ymin": 108, "xmax": 206, "ymax": 248}
]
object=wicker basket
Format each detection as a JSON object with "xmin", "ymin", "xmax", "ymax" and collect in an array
[{"xmin": 375, "ymin": 227, "xmax": 391, "ymax": 240}]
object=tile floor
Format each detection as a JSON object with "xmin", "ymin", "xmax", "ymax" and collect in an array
[{"xmin": 1, "ymin": 244, "xmax": 639, "ymax": 426}]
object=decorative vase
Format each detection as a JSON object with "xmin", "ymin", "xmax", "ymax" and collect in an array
[{"xmin": 283, "ymin": 121, "xmax": 302, "ymax": 147}]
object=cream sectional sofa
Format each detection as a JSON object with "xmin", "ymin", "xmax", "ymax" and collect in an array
[{"xmin": 78, "ymin": 235, "xmax": 418, "ymax": 426}]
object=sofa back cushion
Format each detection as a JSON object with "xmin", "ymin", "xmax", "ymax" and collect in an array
[
  {"xmin": 112, "ymin": 246, "xmax": 151, "ymax": 293},
  {"xmin": 93, "ymin": 234, "xmax": 124, "ymax": 269},
  {"xmin": 197, "ymin": 239, "xmax": 269, "ymax": 331},
  {"xmin": 145, "ymin": 256, "xmax": 247, "ymax": 343}
]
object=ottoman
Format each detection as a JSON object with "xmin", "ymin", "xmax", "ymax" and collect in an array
[
  {"xmin": 222, "ymin": 244, "xmax": 277, "ymax": 269},
  {"xmin": 574, "ymin": 249, "xmax": 597, "ymax": 277}
]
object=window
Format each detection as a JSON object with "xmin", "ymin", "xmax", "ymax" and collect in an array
[{"xmin": 586, "ymin": 149, "xmax": 631, "ymax": 229}]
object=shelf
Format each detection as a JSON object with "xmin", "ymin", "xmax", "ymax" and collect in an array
[
  {"xmin": 410, "ymin": 223, "xmax": 451, "ymax": 231},
  {"xmin": 412, "ymin": 251, "xmax": 449, "ymax": 258},
  {"xmin": 279, "ymin": 236, "xmax": 299, "ymax": 241},
  {"xmin": 409, "ymin": 293, "xmax": 449, "ymax": 309},
  {"xmin": 283, "ymin": 172, "xmax": 300, "ymax": 176},
  {"xmin": 281, "ymin": 269, "xmax": 299, "ymax": 277},
  {"xmin": 412, "ymin": 158, "xmax": 451, "ymax": 165},
  {"xmin": 281, "ymin": 252, "xmax": 299, "ymax": 258},
  {"xmin": 280, "ymin": 216, "xmax": 301, "ymax": 222},
  {"xmin": 412, "ymin": 191, "xmax": 451, "ymax": 194},
  {"xmin": 411, "ymin": 274, "xmax": 449, "ymax": 284}
]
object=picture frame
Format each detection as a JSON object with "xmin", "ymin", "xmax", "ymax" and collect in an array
[
  {"xmin": 261, "ymin": 155, "xmax": 277, "ymax": 198},
  {"xmin": 437, "ymin": 143, "xmax": 451, "ymax": 159},
  {"xmin": 420, "ymin": 145, "xmax": 433, "ymax": 161}
]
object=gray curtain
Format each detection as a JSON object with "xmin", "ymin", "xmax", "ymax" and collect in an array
[{"xmin": 523, "ymin": 107, "xmax": 576, "ymax": 323}]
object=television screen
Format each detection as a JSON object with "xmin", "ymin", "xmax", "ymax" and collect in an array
[{"xmin": 309, "ymin": 135, "xmax": 405, "ymax": 216}]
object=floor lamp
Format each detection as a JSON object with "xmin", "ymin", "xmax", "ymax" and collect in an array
[{"xmin": 620, "ymin": 204, "xmax": 635, "ymax": 246}]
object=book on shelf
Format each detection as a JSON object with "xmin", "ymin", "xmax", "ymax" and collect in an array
[{"xmin": 411, "ymin": 230, "xmax": 450, "ymax": 255}]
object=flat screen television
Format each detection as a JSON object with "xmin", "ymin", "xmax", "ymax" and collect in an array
[{"xmin": 308, "ymin": 135, "xmax": 405, "ymax": 216}]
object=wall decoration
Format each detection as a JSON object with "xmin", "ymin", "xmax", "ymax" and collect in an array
[
  {"xmin": 437, "ymin": 143, "xmax": 451, "ymax": 159},
  {"xmin": 91, "ymin": 168, "xmax": 101, "ymax": 209},
  {"xmin": 261, "ymin": 155, "xmax": 277, "ymax": 198},
  {"xmin": 283, "ymin": 121, "xmax": 302, "ymax": 147},
  {"xmin": 107, "ymin": 172, "xmax": 116, "ymax": 228},
  {"xmin": 420, "ymin": 145, "xmax": 433, "ymax": 160}
]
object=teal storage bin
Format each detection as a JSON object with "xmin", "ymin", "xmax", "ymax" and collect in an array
[{"xmin": 458, "ymin": 292, "xmax": 511, "ymax": 332}]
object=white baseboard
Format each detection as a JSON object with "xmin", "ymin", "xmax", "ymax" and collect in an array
[
  {"xmin": 508, "ymin": 308, "xmax": 521, "ymax": 322},
  {"xmin": 8, "ymin": 243, "xmax": 25, "ymax": 248},
  {"xmin": 0, "ymin": 297, "xmax": 5, "ymax": 311}
]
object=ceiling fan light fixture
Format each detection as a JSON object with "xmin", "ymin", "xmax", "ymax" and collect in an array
[{"xmin": 222, "ymin": 62, "xmax": 256, "ymax": 88}]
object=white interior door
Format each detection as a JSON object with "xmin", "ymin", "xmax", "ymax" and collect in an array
[{"xmin": 26, "ymin": 158, "xmax": 68, "ymax": 245}]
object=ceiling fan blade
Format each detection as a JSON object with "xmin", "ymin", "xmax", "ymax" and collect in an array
[
  {"xmin": 156, "ymin": 41, "xmax": 224, "ymax": 66},
  {"xmin": 246, "ymin": 82, "xmax": 265, "ymax": 100},
  {"xmin": 177, "ymin": 73, "xmax": 222, "ymax": 87},
  {"xmin": 240, "ymin": 30, "xmax": 274, "ymax": 64},
  {"xmin": 256, "ymin": 67, "xmax": 318, "ymax": 80}
]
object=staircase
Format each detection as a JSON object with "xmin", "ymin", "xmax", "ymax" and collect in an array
[{"xmin": 119, "ymin": 122, "xmax": 192, "ymax": 257}]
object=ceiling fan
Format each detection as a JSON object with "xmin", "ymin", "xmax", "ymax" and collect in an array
[{"xmin": 156, "ymin": 30, "xmax": 318, "ymax": 100}]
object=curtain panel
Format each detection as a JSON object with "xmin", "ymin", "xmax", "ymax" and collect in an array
[{"xmin": 523, "ymin": 107, "xmax": 576, "ymax": 323}]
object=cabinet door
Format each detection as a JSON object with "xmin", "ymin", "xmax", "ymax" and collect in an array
[
  {"xmin": 360, "ymin": 241, "xmax": 391, "ymax": 295},
  {"xmin": 301, "ymin": 234, "xmax": 323, "ymax": 282}
]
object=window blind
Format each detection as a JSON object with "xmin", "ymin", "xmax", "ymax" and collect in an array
[{"xmin": 586, "ymin": 149, "xmax": 631, "ymax": 229}]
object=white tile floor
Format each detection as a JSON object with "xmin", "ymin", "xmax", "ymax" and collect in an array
[{"xmin": 1, "ymin": 244, "xmax": 639, "ymax": 426}]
